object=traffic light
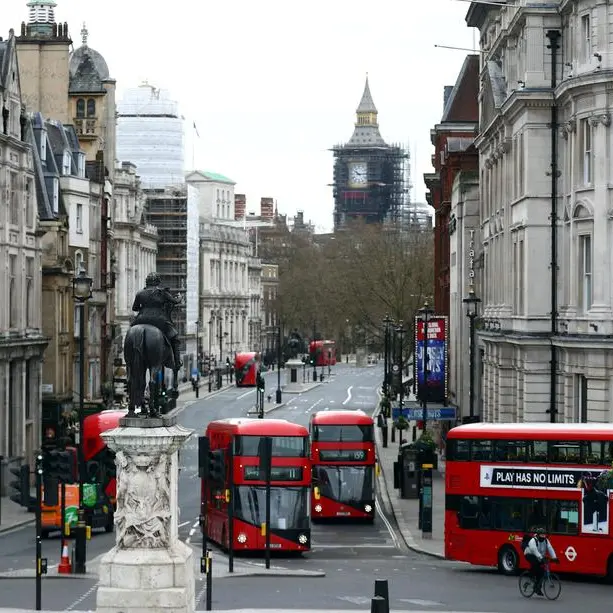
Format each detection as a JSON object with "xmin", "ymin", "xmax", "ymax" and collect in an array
[
  {"xmin": 256, "ymin": 372, "xmax": 265, "ymax": 391},
  {"xmin": 43, "ymin": 450, "xmax": 75, "ymax": 483},
  {"xmin": 9, "ymin": 464, "xmax": 30, "ymax": 507},
  {"xmin": 208, "ymin": 449, "xmax": 225, "ymax": 482},
  {"xmin": 198, "ymin": 436, "xmax": 210, "ymax": 479}
]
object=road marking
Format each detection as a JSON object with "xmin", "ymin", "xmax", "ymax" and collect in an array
[
  {"xmin": 65, "ymin": 582, "xmax": 99, "ymax": 611},
  {"xmin": 376, "ymin": 498, "xmax": 400, "ymax": 550},
  {"xmin": 306, "ymin": 398, "xmax": 324, "ymax": 413},
  {"xmin": 342, "ymin": 385, "xmax": 353, "ymax": 405},
  {"xmin": 312, "ymin": 544, "xmax": 396, "ymax": 549},
  {"xmin": 178, "ymin": 520, "xmax": 191, "ymax": 528},
  {"xmin": 399, "ymin": 599, "xmax": 442, "ymax": 606},
  {"xmin": 238, "ymin": 389, "xmax": 255, "ymax": 399}
]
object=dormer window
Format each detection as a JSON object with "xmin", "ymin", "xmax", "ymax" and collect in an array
[
  {"xmin": 76, "ymin": 98, "xmax": 85, "ymax": 118},
  {"xmin": 52, "ymin": 178, "xmax": 59, "ymax": 214},
  {"xmin": 63, "ymin": 150, "xmax": 71, "ymax": 175},
  {"xmin": 77, "ymin": 153, "xmax": 85, "ymax": 178},
  {"xmin": 87, "ymin": 99, "xmax": 96, "ymax": 117}
]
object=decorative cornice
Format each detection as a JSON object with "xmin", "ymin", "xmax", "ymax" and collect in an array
[{"xmin": 590, "ymin": 113, "xmax": 611, "ymax": 127}]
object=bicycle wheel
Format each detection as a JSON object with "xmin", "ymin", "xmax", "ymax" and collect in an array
[
  {"xmin": 543, "ymin": 573, "xmax": 562, "ymax": 600},
  {"xmin": 518, "ymin": 572, "xmax": 535, "ymax": 598}
]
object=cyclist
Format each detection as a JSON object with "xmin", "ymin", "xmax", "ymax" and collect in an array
[{"xmin": 524, "ymin": 528, "xmax": 559, "ymax": 595}]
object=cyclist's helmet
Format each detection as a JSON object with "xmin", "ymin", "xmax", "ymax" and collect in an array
[{"xmin": 535, "ymin": 527, "xmax": 546, "ymax": 540}]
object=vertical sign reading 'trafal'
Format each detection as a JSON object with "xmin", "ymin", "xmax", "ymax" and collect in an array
[{"xmin": 414, "ymin": 316, "xmax": 448, "ymax": 404}]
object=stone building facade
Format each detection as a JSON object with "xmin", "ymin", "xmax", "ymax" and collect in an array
[
  {"xmin": 467, "ymin": 0, "xmax": 613, "ymax": 422},
  {"xmin": 0, "ymin": 31, "xmax": 48, "ymax": 487}
]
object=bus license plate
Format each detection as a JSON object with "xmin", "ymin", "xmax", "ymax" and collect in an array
[
  {"xmin": 336, "ymin": 512, "xmax": 351, "ymax": 516},
  {"xmin": 269, "ymin": 543, "xmax": 282, "ymax": 548}
]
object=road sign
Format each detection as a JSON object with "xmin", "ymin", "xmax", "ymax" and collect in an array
[{"xmin": 392, "ymin": 407, "xmax": 457, "ymax": 421}]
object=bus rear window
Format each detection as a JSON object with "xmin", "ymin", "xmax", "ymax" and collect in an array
[
  {"xmin": 312, "ymin": 424, "xmax": 374, "ymax": 443},
  {"xmin": 234, "ymin": 435, "xmax": 308, "ymax": 457}
]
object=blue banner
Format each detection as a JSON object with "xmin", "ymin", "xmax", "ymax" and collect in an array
[
  {"xmin": 392, "ymin": 407, "xmax": 457, "ymax": 421},
  {"xmin": 414, "ymin": 316, "xmax": 448, "ymax": 404}
]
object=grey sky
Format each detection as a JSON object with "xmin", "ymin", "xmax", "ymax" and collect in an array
[{"xmin": 5, "ymin": 0, "xmax": 476, "ymax": 232}]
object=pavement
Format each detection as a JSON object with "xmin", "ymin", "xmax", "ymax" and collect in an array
[{"xmin": 374, "ymin": 391, "xmax": 446, "ymax": 560}]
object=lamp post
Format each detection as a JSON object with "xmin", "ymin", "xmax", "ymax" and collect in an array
[
  {"xmin": 72, "ymin": 265, "xmax": 92, "ymax": 575},
  {"xmin": 396, "ymin": 323, "xmax": 405, "ymax": 450},
  {"xmin": 312, "ymin": 322, "xmax": 317, "ymax": 381},
  {"xmin": 276, "ymin": 321, "xmax": 282, "ymax": 404},
  {"xmin": 418, "ymin": 302, "xmax": 435, "ymax": 434},
  {"xmin": 463, "ymin": 289, "xmax": 481, "ymax": 422},
  {"xmin": 383, "ymin": 315, "xmax": 391, "ymax": 395},
  {"xmin": 195, "ymin": 320, "xmax": 201, "ymax": 375},
  {"xmin": 208, "ymin": 317, "xmax": 213, "ymax": 392}
]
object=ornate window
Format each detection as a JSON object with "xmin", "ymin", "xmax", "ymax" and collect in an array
[
  {"xmin": 573, "ymin": 203, "xmax": 593, "ymax": 313},
  {"xmin": 580, "ymin": 118, "xmax": 592, "ymax": 184},
  {"xmin": 9, "ymin": 254, "xmax": 18, "ymax": 328},
  {"xmin": 76, "ymin": 98, "xmax": 85, "ymax": 118},
  {"xmin": 86, "ymin": 98, "xmax": 96, "ymax": 117},
  {"xmin": 26, "ymin": 257, "xmax": 34, "ymax": 328},
  {"xmin": 9, "ymin": 171, "xmax": 19, "ymax": 225}
]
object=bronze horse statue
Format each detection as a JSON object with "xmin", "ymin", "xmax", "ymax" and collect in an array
[{"xmin": 123, "ymin": 325, "xmax": 179, "ymax": 417}]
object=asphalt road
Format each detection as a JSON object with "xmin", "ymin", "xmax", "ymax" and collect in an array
[{"xmin": 2, "ymin": 364, "xmax": 613, "ymax": 612}]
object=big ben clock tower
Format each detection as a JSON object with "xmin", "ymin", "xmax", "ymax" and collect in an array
[{"xmin": 331, "ymin": 76, "xmax": 407, "ymax": 230}]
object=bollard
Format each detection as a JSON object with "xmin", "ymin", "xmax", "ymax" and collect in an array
[
  {"xmin": 382, "ymin": 424, "xmax": 388, "ymax": 448},
  {"xmin": 374, "ymin": 580, "xmax": 390, "ymax": 613},
  {"xmin": 391, "ymin": 427, "xmax": 396, "ymax": 444},
  {"xmin": 74, "ymin": 509, "xmax": 87, "ymax": 574},
  {"xmin": 370, "ymin": 596, "xmax": 386, "ymax": 613}
]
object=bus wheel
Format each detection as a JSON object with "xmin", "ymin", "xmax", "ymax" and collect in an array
[{"xmin": 498, "ymin": 545, "xmax": 519, "ymax": 575}]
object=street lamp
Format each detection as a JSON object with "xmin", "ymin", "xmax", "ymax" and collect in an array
[
  {"xmin": 418, "ymin": 301, "xmax": 435, "ymax": 434},
  {"xmin": 396, "ymin": 323, "xmax": 405, "ymax": 450},
  {"xmin": 383, "ymin": 315, "xmax": 392, "ymax": 395},
  {"xmin": 463, "ymin": 289, "xmax": 481, "ymax": 421},
  {"xmin": 195, "ymin": 320, "xmax": 201, "ymax": 376},
  {"xmin": 208, "ymin": 317, "xmax": 213, "ymax": 392},
  {"xmin": 276, "ymin": 321, "xmax": 282, "ymax": 404},
  {"xmin": 312, "ymin": 322, "xmax": 317, "ymax": 381},
  {"xmin": 72, "ymin": 265, "xmax": 92, "ymax": 575}
]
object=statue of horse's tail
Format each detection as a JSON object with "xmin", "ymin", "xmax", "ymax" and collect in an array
[{"xmin": 128, "ymin": 325, "xmax": 147, "ymax": 410}]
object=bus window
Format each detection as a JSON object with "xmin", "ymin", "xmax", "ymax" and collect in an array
[
  {"xmin": 447, "ymin": 439, "xmax": 470, "ymax": 461},
  {"xmin": 470, "ymin": 440, "xmax": 493, "ymax": 461},
  {"xmin": 582, "ymin": 441, "xmax": 603, "ymax": 465},
  {"xmin": 493, "ymin": 440, "xmax": 527, "ymax": 462},
  {"xmin": 526, "ymin": 499, "xmax": 548, "ymax": 531},
  {"xmin": 491, "ymin": 499, "xmax": 525, "ymax": 531},
  {"xmin": 547, "ymin": 500, "xmax": 579, "ymax": 535},
  {"xmin": 235, "ymin": 435, "xmax": 309, "ymax": 458},
  {"xmin": 458, "ymin": 496, "xmax": 480, "ymax": 529},
  {"xmin": 312, "ymin": 425, "xmax": 374, "ymax": 443},
  {"xmin": 527, "ymin": 440, "xmax": 548, "ymax": 463},
  {"xmin": 604, "ymin": 441, "xmax": 613, "ymax": 466},
  {"xmin": 549, "ymin": 441, "xmax": 581, "ymax": 464}
]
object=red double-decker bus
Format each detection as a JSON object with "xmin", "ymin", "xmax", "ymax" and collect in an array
[
  {"xmin": 203, "ymin": 418, "xmax": 311, "ymax": 552},
  {"xmin": 445, "ymin": 423, "xmax": 613, "ymax": 579},
  {"xmin": 309, "ymin": 410, "xmax": 376, "ymax": 521},
  {"xmin": 309, "ymin": 340, "xmax": 336, "ymax": 366},
  {"xmin": 234, "ymin": 352, "xmax": 260, "ymax": 387}
]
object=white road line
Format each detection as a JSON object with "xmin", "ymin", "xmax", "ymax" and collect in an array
[
  {"xmin": 312, "ymin": 544, "xmax": 396, "ymax": 549},
  {"xmin": 192, "ymin": 519, "xmax": 200, "ymax": 528},
  {"xmin": 178, "ymin": 520, "xmax": 191, "ymax": 528},
  {"xmin": 65, "ymin": 582, "xmax": 99, "ymax": 611},
  {"xmin": 306, "ymin": 398, "xmax": 324, "ymax": 414},
  {"xmin": 237, "ymin": 389, "xmax": 255, "ymax": 399},
  {"xmin": 342, "ymin": 385, "xmax": 353, "ymax": 405},
  {"xmin": 376, "ymin": 498, "xmax": 400, "ymax": 550}
]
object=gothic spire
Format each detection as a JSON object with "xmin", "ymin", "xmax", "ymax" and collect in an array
[{"xmin": 356, "ymin": 73, "xmax": 377, "ymax": 114}]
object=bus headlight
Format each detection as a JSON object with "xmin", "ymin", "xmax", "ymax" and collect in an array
[
  {"xmin": 298, "ymin": 534, "xmax": 308, "ymax": 545},
  {"xmin": 237, "ymin": 533, "xmax": 247, "ymax": 544},
  {"xmin": 314, "ymin": 504, "xmax": 322, "ymax": 513},
  {"xmin": 364, "ymin": 504, "xmax": 373, "ymax": 513}
]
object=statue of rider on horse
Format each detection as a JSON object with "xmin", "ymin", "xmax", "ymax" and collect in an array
[{"xmin": 123, "ymin": 272, "xmax": 182, "ymax": 417}]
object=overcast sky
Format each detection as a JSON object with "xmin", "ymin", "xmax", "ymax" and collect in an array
[{"xmin": 5, "ymin": 0, "xmax": 477, "ymax": 232}]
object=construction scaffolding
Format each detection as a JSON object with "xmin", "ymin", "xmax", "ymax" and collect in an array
[
  {"xmin": 144, "ymin": 186, "xmax": 188, "ymax": 351},
  {"xmin": 331, "ymin": 142, "xmax": 408, "ymax": 229}
]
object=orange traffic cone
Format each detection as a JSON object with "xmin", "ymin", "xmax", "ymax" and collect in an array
[{"xmin": 58, "ymin": 542, "xmax": 72, "ymax": 574}]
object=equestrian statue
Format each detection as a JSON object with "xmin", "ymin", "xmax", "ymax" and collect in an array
[{"xmin": 123, "ymin": 271, "xmax": 182, "ymax": 417}]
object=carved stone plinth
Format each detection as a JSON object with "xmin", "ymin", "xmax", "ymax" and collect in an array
[{"xmin": 96, "ymin": 422, "xmax": 194, "ymax": 613}]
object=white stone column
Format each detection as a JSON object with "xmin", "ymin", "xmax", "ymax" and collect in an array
[{"xmin": 96, "ymin": 417, "xmax": 195, "ymax": 613}]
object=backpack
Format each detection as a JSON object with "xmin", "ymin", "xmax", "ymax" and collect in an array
[{"xmin": 521, "ymin": 534, "xmax": 532, "ymax": 553}]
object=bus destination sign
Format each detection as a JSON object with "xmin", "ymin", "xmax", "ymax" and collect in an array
[
  {"xmin": 319, "ymin": 449, "xmax": 367, "ymax": 462},
  {"xmin": 480, "ymin": 465, "xmax": 608, "ymax": 491}
]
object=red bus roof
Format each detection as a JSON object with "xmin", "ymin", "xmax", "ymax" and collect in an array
[
  {"xmin": 206, "ymin": 418, "xmax": 308, "ymax": 437},
  {"xmin": 447, "ymin": 422, "xmax": 613, "ymax": 441},
  {"xmin": 234, "ymin": 352, "xmax": 258, "ymax": 363},
  {"xmin": 83, "ymin": 409, "xmax": 126, "ymax": 458},
  {"xmin": 310, "ymin": 410, "xmax": 373, "ymax": 425}
]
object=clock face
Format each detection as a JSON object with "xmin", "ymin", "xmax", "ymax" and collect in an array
[{"xmin": 349, "ymin": 163, "xmax": 368, "ymax": 187}]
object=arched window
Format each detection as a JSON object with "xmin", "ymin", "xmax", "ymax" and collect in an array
[
  {"xmin": 74, "ymin": 250, "xmax": 84, "ymax": 273},
  {"xmin": 86, "ymin": 98, "xmax": 96, "ymax": 117},
  {"xmin": 76, "ymin": 98, "xmax": 85, "ymax": 118}
]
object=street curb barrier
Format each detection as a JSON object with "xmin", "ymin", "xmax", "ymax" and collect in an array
[
  {"xmin": 374, "ymin": 396, "xmax": 445, "ymax": 561},
  {"xmin": 0, "ymin": 517, "xmax": 34, "ymax": 535},
  {"xmin": 223, "ymin": 569, "xmax": 325, "ymax": 578}
]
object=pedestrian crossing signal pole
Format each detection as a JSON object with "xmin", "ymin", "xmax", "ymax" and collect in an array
[
  {"xmin": 35, "ymin": 454, "xmax": 48, "ymax": 610},
  {"xmin": 198, "ymin": 436, "xmax": 213, "ymax": 611}
]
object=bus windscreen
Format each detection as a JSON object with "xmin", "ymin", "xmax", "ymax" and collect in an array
[{"xmin": 312, "ymin": 424, "xmax": 374, "ymax": 443}]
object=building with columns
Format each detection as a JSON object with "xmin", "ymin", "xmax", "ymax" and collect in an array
[
  {"xmin": 112, "ymin": 162, "xmax": 158, "ymax": 343},
  {"xmin": 467, "ymin": 0, "xmax": 613, "ymax": 423},
  {"xmin": 186, "ymin": 171, "xmax": 253, "ymax": 362},
  {"xmin": 0, "ymin": 31, "xmax": 48, "ymax": 488}
]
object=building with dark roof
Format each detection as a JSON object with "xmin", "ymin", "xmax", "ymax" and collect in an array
[
  {"xmin": 0, "ymin": 30, "xmax": 49, "ymax": 485},
  {"xmin": 331, "ymin": 76, "xmax": 408, "ymax": 230}
]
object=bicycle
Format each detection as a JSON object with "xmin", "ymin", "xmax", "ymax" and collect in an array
[{"xmin": 519, "ymin": 559, "xmax": 562, "ymax": 600}]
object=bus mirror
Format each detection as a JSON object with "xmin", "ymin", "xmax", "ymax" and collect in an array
[
  {"xmin": 225, "ymin": 489, "xmax": 230, "ymax": 503},
  {"xmin": 313, "ymin": 486, "xmax": 321, "ymax": 500}
]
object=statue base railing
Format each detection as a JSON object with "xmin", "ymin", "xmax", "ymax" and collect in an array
[{"xmin": 96, "ymin": 417, "xmax": 194, "ymax": 613}]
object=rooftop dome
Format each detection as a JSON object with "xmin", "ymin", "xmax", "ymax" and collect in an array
[{"xmin": 68, "ymin": 23, "xmax": 110, "ymax": 93}]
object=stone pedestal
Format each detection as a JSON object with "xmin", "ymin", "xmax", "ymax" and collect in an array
[
  {"xmin": 96, "ymin": 414, "xmax": 194, "ymax": 613},
  {"xmin": 284, "ymin": 359, "xmax": 304, "ymax": 390}
]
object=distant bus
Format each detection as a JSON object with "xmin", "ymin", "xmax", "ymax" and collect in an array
[
  {"xmin": 309, "ymin": 340, "xmax": 336, "ymax": 366},
  {"xmin": 203, "ymin": 418, "xmax": 312, "ymax": 552},
  {"xmin": 234, "ymin": 352, "xmax": 260, "ymax": 387},
  {"xmin": 310, "ymin": 410, "xmax": 376, "ymax": 521},
  {"xmin": 445, "ymin": 422, "xmax": 613, "ymax": 579}
]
